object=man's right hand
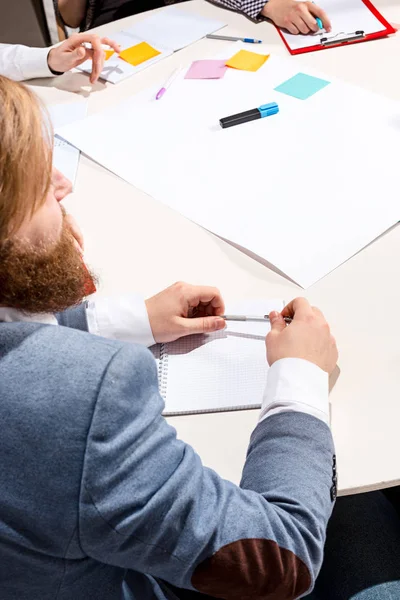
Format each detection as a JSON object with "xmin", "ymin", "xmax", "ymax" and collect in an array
[
  {"xmin": 266, "ymin": 297, "xmax": 338, "ymax": 373},
  {"xmin": 261, "ymin": 0, "xmax": 331, "ymax": 35}
]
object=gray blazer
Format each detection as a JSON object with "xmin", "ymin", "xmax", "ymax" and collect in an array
[{"xmin": 0, "ymin": 305, "xmax": 336, "ymax": 599}]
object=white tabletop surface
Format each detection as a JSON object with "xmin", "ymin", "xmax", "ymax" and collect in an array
[{"xmin": 31, "ymin": 0, "xmax": 400, "ymax": 495}]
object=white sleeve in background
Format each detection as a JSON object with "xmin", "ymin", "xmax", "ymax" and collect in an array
[
  {"xmin": 0, "ymin": 44, "xmax": 54, "ymax": 81},
  {"xmin": 86, "ymin": 295, "xmax": 155, "ymax": 348},
  {"xmin": 260, "ymin": 358, "xmax": 330, "ymax": 426}
]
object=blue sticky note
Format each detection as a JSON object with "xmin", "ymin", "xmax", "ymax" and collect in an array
[{"xmin": 274, "ymin": 73, "xmax": 330, "ymax": 100}]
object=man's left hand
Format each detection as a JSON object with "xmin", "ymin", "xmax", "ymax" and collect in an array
[{"xmin": 145, "ymin": 282, "xmax": 226, "ymax": 343}]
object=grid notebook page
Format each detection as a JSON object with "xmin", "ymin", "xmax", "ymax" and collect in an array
[{"xmin": 152, "ymin": 300, "xmax": 284, "ymax": 416}]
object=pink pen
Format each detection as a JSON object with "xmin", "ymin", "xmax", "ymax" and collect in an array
[{"xmin": 155, "ymin": 67, "xmax": 182, "ymax": 100}]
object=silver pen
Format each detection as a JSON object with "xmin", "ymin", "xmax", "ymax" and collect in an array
[
  {"xmin": 222, "ymin": 315, "xmax": 292, "ymax": 323},
  {"xmin": 206, "ymin": 34, "xmax": 263, "ymax": 44}
]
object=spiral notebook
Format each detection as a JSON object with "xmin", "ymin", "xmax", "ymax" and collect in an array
[
  {"xmin": 48, "ymin": 100, "xmax": 88, "ymax": 186},
  {"xmin": 77, "ymin": 8, "xmax": 226, "ymax": 84},
  {"xmin": 151, "ymin": 300, "xmax": 284, "ymax": 416}
]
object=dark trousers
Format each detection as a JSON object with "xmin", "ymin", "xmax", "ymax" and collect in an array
[{"xmin": 306, "ymin": 489, "xmax": 400, "ymax": 600}]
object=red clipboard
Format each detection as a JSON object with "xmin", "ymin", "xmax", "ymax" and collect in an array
[{"xmin": 277, "ymin": 0, "xmax": 396, "ymax": 55}]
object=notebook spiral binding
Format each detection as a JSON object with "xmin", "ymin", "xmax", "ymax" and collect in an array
[{"xmin": 158, "ymin": 343, "xmax": 169, "ymax": 400}]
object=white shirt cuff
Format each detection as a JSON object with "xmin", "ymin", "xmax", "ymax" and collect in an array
[
  {"xmin": 86, "ymin": 294, "xmax": 155, "ymax": 347},
  {"xmin": 19, "ymin": 46, "xmax": 54, "ymax": 80},
  {"xmin": 259, "ymin": 358, "xmax": 329, "ymax": 426}
]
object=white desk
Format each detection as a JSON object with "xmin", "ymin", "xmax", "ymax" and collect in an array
[{"xmin": 31, "ymin": 0, "xmax": 400, "ymax": 495}]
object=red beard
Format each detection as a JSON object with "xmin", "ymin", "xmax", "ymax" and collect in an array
[{"xmin": 0, "ymin": 221, "xmax": 97, "ymax": 314}]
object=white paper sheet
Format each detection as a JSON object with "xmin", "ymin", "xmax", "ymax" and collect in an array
[
  {"xmin": 152, "ymin": 300, "xmax": 284, "ymax": 415},
  {"xmin": 77, "ymin": 7, "xmax": 225, "ymax": 83},
  {"xmin": 280, "ymin": 0, "xmax": 387, "ymax": 51},
  {"xmin": 57, "ymin": 49, "xmax": 400, "ymax": 288},
  {"xmin": 126, "ymin": 7, "xmax": 226, "ymax": 51},
  {"xmin": 48, "ymin": 100, "xmax": 88, "ymax": 186}
]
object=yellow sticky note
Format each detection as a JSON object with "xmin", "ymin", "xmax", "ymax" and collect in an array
[
  {"xmin": 225, "ymin": 50, "xmax": 269, "ymax": 72},
  {"xmin": 104, "ymin": 50, "xmax": 114, "ymax": 61},
  {"xmin": 119, "ymin": 42, "xmax": 160, "ymax": 67}
]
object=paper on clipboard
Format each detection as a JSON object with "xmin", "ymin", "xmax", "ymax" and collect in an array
[{"xmin": 279, "ymin": 0, "xmax": 393, "ymax": 53}]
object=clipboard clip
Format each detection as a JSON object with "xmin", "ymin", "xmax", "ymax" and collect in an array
[{"xmin": 320, "ymin": 30, "xmax": 365, "ymax": 46}]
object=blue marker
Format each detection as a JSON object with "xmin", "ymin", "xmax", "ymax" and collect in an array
[
  {"xmin": 312, "ymin": 2, "xmax": 323, "ymax": 29},
  {"xmin": 220, "ymin": 102, "xmax": 279, "ymax": 129}
]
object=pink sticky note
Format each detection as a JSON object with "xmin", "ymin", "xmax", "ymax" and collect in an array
[{"xmin": 185, "ymin": 60, "xmax": 228, "ymax": 80}]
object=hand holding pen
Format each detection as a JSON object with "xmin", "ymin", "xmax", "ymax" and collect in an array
[
  {"xmin": 266, "ymin": 298, "xmax": 338, "ymax": 373},
  {"xmin": 261, "ymin": 0, "xmax": 331, "ymax": 35},
  {"xmin": 222, "ymin": 314, "xmax": 292, "ymax": 323}
]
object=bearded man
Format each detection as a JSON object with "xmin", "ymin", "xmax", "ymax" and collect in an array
[{"xmin": 0, "ymin": 75, "xmax": 337, "ymax": 600}]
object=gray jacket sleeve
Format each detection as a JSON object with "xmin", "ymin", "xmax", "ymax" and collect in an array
[{"xmin": 78, "ymin": 343, "xmax": 336, "ymax": 599}]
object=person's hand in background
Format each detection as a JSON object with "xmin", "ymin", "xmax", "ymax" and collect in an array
[
  {"xmin": 262, "ymin": 0, "xmax": 331, "ymax": 35},
  {"xmin": 47, "ymin": 33, "xmax": 120, "ymax": 83}
]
